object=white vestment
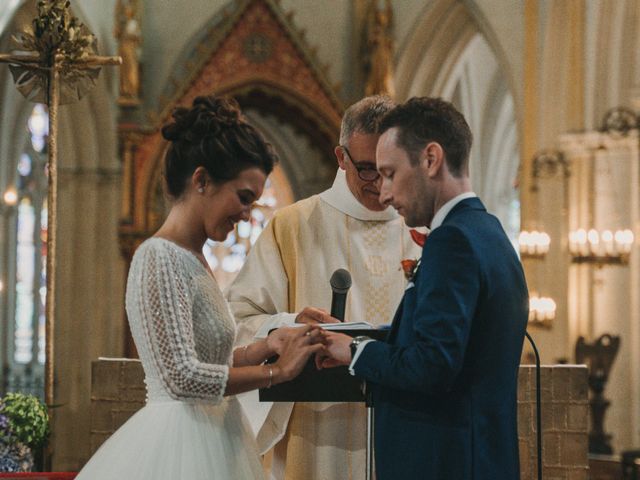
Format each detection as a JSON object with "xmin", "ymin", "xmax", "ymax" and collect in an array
[{"xmin": 226, "ymin": 169, "xmax": 421, "ymax": 480}]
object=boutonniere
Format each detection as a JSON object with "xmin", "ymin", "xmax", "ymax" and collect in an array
[
  {"xmin": 400, "ymin": 229, "xmax": 428, "ymax": 282},
  {"xmin": 401, "ymin": 258, "xmax": 420, "ymax": 281}
]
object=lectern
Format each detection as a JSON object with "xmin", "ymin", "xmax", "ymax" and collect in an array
[{"xmin": 259, "ymin": 329, "xmax": 387, "ymax": 480}]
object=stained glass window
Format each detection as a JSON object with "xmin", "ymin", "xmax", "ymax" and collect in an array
[{"xmin": 1, "ymin": 104, "xmax": 48, "ymax": 398}]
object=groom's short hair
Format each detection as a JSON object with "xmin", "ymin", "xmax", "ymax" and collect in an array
[
  {"xmin": 379, "ymin": 97, "xmax": 473, "ymax": 177},
  {"xmin": 339, "ymin": 95, "xmax": 395, "ymax": 146}
]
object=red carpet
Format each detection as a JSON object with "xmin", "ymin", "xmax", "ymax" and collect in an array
[{"xmin": 0, "ymin": 474, "xmax": 76, "ymax": 479}]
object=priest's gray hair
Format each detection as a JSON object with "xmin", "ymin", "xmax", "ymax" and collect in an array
[{"xmin": 339, "ymin": 95, "xmax": 395, "ymax": 147}]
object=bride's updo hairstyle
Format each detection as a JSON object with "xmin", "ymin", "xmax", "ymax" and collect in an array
[{"xmin": 161, "ymin": 95, "xmax": 277, "ymax": 198}]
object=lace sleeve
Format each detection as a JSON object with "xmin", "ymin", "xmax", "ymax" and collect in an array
[{"xmin": 134, "ymin": 243, "xmax": 229, "ymax": 403}]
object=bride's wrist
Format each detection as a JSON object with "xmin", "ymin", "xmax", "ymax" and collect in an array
[{"xmin": 266, "ymin": 364, "xmax": 283, "ymax": 387}]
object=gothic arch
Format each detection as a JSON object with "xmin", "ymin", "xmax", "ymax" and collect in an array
[
  {"xmin": 394, "ymin": 0, "xmax": 520, "ymax": 235},
  {"xmin": 590, "ymin": 0, "xmax": 640, "ymax": 127},
  {"xmin": 119, "ymin": 0, "xmax": 344, "ymax": 259}
]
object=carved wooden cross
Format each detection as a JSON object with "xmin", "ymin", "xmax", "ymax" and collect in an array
[{"xmin": 0, "ymin": 1, "xmax": 121, "ymax": 407}]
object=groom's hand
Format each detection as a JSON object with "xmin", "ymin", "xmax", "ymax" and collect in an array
[{"xmin": 315, "ymin": 332, "xmax": 352, "ymax": 369}]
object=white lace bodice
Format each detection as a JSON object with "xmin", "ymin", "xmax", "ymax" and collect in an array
[{"xmin": 125, "ymin": 238, "xmax": 235, "ymax": 403}]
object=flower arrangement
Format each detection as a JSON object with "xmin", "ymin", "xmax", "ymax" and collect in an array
[{"xmin": 0, "ymin": 393, "xmax": 50, "ymax": 473}]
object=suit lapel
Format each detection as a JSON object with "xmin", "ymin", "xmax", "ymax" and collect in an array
[{"xmin": 385, "ymin": 199, "xmax": 486, "ymax": 345}]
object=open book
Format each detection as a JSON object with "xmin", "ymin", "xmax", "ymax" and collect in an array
[{"xmin": 320, "ymin": 321, "xmax": 374, "ymax": 331}]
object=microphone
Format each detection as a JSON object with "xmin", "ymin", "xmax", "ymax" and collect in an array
[{"xmin": 330, "ymin": 268, "xmax": 352, "ymax": 322}]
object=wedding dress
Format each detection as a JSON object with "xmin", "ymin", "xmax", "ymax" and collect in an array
[{"xmin": 77, "ymin": 238, "xmax": 264, "ymax": 479}]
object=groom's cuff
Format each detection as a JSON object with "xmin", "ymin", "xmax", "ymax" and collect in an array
[{"xmin": 349, "ymin": 340, "xmax": 375, "ymax": 376}]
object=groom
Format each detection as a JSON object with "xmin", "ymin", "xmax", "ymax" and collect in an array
[{"xmin": 319, "ymin": 97, "xmax": 529, "ymax": 479}]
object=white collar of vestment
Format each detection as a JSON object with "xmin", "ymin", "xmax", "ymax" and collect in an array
[
  {"xmin": 430, "ymin": 191, "xmax": 477, "ymax": 230},
  {"xmin": 319, "ymin": 168, "xmax": 399, "ymax": 221}
]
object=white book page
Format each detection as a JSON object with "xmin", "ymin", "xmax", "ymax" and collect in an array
[{"xmin": 320, "ymin": 321, "xmax": 374, "ymax": 331}]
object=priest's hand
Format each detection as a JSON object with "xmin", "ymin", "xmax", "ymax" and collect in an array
[
  {"xmin": 315, "ymin": 332, "xmax": 352, "ymax": 369},
  {"xmin": 295, "ymin": 306, "xmax": 339, "ymax": 325}
]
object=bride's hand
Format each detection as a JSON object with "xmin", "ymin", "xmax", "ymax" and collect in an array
[
  {"xmin": 272, "ymin": 325, "xmax": 326, "ymax": 384},
  {"xmin": 266, "ymin": 326, "xmax": 299, "ymax": 356}
]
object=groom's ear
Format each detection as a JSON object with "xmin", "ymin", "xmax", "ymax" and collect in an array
[{"xmin": 420, "ymin": 142, "xmax": 444, "ymax": 178}]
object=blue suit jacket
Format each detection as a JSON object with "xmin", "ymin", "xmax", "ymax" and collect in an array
[{"xmin": 353, "ymin": 197, "xmax": 528, "ymax": 479}]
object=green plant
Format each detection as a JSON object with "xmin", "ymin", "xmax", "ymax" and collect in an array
[{"xmin": 0, "ymin": 393, "xmax": 50, "ymax": 449}]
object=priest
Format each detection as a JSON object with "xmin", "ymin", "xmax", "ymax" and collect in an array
[{"xmin": 226, "ymin": 95, "xmax": 420, "ymax": 480}]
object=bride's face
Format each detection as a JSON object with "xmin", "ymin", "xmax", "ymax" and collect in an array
[{"xmin": 203, "ymin": 167, "xmax": 266, "ymax": 242}]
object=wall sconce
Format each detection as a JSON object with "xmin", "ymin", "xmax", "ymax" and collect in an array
[
  {"xmin": 601, "ymin": 106, "xmax": 639, "ymax": 135},
  {"xmin": 519, "ymin": 150, "xmax": 569, "ymax": 260},
  {"xmin": 529, "ymin": 294, "xmax": 556, "ymax": 327},
  {"xmin": 518, "ymin": 230, "xmax": 551, "ymax": 258},
  {"xmin": 569, "ymin": 228, "xmax": 634, "ymax": 265},
  {"xmin": 530, "ymin": 149, "xmax": 570, "ymax": 191},
  {"xmin": 564, "ymin": 107, "xmax": 639, "ymax": 267}
]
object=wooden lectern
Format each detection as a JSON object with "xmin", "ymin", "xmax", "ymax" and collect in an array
[
  {"xmin": 259, "ymin": 329, "xmax": 387, "ymax": 402},
  {"xmin": 258, "ymin": 328, "xmax": 388, "ymax": 480}
]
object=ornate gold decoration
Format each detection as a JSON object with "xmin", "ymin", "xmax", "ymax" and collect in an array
[
  {"xmin": 5, "ymin": 0, "xmax": 104, "ymax": 104},
  {"xmin": 114, "ymin": 0, "xmax": 142, "ymax": 106},
  {"xmin": 363, "ymin": 0, "xmax": 395, "ymax": 98},
  {"xmin": 0, "ymin": 0, "xmax": 121, "ymax": 407},
  {"xmin": 119, "ymin": 0, "xmax": 343, "ymax": 262}
]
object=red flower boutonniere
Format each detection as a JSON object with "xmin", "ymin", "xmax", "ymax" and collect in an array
[
  {"xmin": 400, "ymin": 229, "xmax": 428, "ymax": 282},
  {"xmin": 401, "ymin": 258, "xmax": 420, "ymax": 281}
]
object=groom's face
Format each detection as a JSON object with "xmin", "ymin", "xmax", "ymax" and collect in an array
[{"xmin": 377, "ymin": 128, "xmax": 430, "ymax": 227}]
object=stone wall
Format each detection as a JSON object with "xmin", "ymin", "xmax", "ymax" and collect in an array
[
  {"xmin": 518, "ymin": 365, "xmax": 589, "ymax": 480},
  {"xmin": 89, "ymin": 360, "xmax": 589, "ymax": 478},
  {"xmin": 89, "ymin": 359, "xmax": 146, "ymax": 456}
]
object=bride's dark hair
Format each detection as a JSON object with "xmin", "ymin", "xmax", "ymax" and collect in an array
[{"xmin": 161, "ymin": 95, "xmax": 277, "ymax": 198}]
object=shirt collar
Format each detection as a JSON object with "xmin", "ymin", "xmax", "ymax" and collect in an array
[
  {"xmin": 319, "ymin": 168, "xmax": 399, "ymax": 221},
  {"xmin": 430, "ymin": 192, "xmax": 477, "ymax": 230}
]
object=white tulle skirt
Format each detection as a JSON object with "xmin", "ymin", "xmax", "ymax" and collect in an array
[{"xmin": 77, "ymin": 397, "xmax": 264, "ymax": 479}]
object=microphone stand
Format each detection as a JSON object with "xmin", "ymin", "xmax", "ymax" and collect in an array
[
  {"xmin": 525, "ymin": 330, "xmax": 543, "ymax": 480},
  {"xmin": 364, "ymin": 381, "xmax": 374, "ymax": 480}
]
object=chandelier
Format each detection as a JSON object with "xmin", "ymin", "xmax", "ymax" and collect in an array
[
  {"xmin": 568, "ymin": 228, "xmax": 634, "ymax": 265},
  {"xmin": 518, "ymin": 230, "xmax": 551, "ymax": 258},
  {"xmin": 528, "ymin": 295, "xmax": 556, "ymax": 327}
]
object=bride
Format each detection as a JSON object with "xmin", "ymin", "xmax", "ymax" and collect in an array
[{"xmin": 77, "ymin": 95, "xmax": 324, "ymax": 479}]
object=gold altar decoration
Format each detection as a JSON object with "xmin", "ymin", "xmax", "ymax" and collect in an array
[
  {"xmin": 0, "ymin": 0, "xmax": 121, "ymax": 407},
  {"xmin": 114, "ymin": 0, "xmax": 142, "ymax": 106},
  {"xmin": 364, "ymin": 0, "xmax": 395, "ymax": 98}
]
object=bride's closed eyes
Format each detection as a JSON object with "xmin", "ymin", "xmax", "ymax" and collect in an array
[{"xmin": 237, "ymin": 189, "xmax": 257, "ymax": 206}]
